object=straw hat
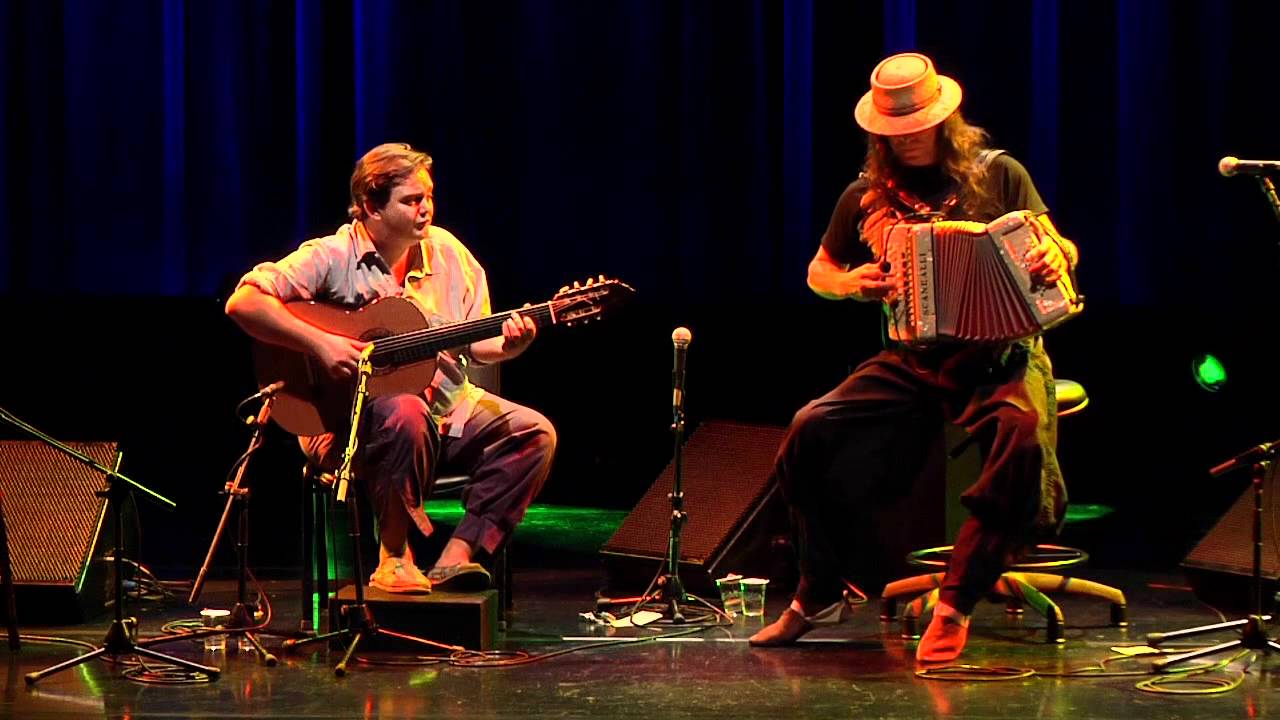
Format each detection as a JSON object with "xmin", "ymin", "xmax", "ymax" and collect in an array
[{"xmin": 854, "ymin": 52, "xmax": 962, "ymax": 136}]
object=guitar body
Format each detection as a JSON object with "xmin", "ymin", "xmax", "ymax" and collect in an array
[{"xmin": 253, "ymin": 297, "xmax": 438, "ymax": 436}]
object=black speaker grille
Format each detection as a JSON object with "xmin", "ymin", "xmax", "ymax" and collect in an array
[
  {"xmin": 0, "ymin": 440, "xmax": 115, "ymax": 585},
  {"xmin": 602, "ymin": 421, "xmax": 785, "ymax": 564}
]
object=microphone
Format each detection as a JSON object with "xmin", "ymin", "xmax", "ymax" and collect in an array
[
  {"xmin": 1218, "ymin": 156, "xmax": 1280, "ymax": 177},
  {"xmin": 1209, "ymin": 440, "xmax": 1280, "ymax": 477},
  {"xmin": 248, "ymin": 380, "xmax": 286, "ymax": 401},
  {"xmin": 239, "ymin": 381, "xmax": 286, "ymax": 425},
  {"xmin": 671, "ymin": 327, "xmax": 691, "ymax": 418}
]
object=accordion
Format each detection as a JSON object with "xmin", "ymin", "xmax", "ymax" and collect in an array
[{"xmin": 882, "ymin": 210, "xmax": 1083, "ymax": 345}]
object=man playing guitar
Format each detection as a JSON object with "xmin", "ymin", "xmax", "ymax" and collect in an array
[{"xmin": 225, "ymin": 142, "xmax": 556, "ymax": 593}]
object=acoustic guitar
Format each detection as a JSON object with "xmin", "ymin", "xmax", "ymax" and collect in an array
[{"xmin": 253, "ymin": 277, "xmax": 634, "ymax": 435}]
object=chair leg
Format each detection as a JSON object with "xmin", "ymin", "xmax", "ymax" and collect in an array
[
  {"xmin": 316, "ymin": 490, "xmax": 329, "ymax": 626},
  {"xmin": 301, "ymin": 475, "xmax": 315, "ymax": 633}
]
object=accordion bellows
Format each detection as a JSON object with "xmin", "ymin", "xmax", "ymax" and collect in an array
[{"xmin": 883, "ymin": 210, "xmax": 1083, "ymax": 345}]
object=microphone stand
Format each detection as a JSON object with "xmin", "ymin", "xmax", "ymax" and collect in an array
[
  {"xmin": 281, "ymin": 351, "xmax": 443, "ymax": 676},
  {"xmin": 615, "ymin": 333, "xmax": 719, "ymax": 625},
  {"xmin": 0, "ymin": 407, "xmax": 221, "ymax": 685},
  {"xmin": 655, "ymin": 372, "xmax": 691, "ymax": 623},
  {"xmin": 1256, "ymin": 176, "xmax": 1280, "ymax": 226},
  {"xmin": 187, "ymin": 386, "xmax": 298, "ymax": 666},
  {"xmin": 1146, "ymin": 444, "xmax": 1280, "ymax": 671}
]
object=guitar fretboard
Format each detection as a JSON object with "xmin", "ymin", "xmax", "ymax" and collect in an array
[{"xmin": 369, "ymin": 302, "xmax": 555, "ymax": 367}]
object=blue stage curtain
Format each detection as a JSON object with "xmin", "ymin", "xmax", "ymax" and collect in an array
[{"xmin": 2, "ymin": 1, "xmax": 1278, "ymax": 310}]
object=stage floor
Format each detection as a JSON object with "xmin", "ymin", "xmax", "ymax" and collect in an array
[{"xmin": 3, "ymin": 565, "xmax": 1277, "ymax": 719}]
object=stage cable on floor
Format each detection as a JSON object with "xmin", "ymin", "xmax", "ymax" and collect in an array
[
  {"xmin": 916, "ymin": 645, "xmax": 1253, "ymax": 695},
  {"xmin": 354, "ymin": 623, "xmax": 720, "ymax": 669}
]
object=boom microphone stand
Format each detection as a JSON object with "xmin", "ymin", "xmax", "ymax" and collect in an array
[
  {"xmin": 0, "ymin": 407, "xmax": 221, "ymax": 685},
  {"xmin": 1153, "ymin": 163, "xmax": 1280, "ymax": 668},
  {"xmin": 187, "ymin": 382, "xmax": 296, "ymax": 666},
  {"xmin": 1146, "ymin": 442, "xmax": 1280, "ymax": 670}
]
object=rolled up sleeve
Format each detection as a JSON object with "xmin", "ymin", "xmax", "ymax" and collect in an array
[{"xmin": 236, "ymin": 238, "xmax": 337, "ymax": 301}]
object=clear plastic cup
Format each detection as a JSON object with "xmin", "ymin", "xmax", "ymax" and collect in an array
[
  {"xmin": 715, "ymin": 574, "xmax": 744, "ymax": 618},
  {"xmin": 739, "ymin": 578, "xmax": 770, "ymax": 617},
  {"xmin": 200, "ymin": 608, "xmax": 230, "ymax": 652}
]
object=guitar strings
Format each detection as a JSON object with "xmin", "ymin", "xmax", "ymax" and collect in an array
[{"xmin": 369, "ymin": 302, "xmax": 557, "ymax": 358}]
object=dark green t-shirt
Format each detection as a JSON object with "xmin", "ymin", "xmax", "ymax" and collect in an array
[{"xmin": 820, "ymin": 153, "xmax": 1049, "ymax": 267}]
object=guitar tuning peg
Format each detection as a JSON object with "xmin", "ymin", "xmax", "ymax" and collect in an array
[
  {"xmin": 585, "ymin": 277, "xmax": 595, "ymax": 286},
  {"xmin": 572, "ymin": 281, "xmax": 581, "ymax": 289},
  {"xmin": 558, "ymin": 285, "xmax": 569, "ymax": 294}
]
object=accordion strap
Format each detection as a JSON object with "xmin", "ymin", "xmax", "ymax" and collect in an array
[{"xmin": 876, "ymin": 148, "xmax": 1006, "ymax": 220}]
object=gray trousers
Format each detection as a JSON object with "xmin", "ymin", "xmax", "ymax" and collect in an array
[{"xmin": 303, "ymin": 392, "xmax": 556, "ymax": 557}]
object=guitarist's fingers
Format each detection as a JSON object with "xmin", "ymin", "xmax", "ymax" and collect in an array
[
  {"xmin": 502, "ymin": 314, "xmax": 521, "ymax": 340},
  {"xmin": 503, "ymin": 313, "xmax": 536, "ymax": 343},
  {"xmin": 519, "ymin": 303, "xmax": 538, "ymax": 330}
]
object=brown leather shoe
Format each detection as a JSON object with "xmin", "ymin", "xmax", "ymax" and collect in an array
[
  {"xmin": 749, "ymin": 608, "xmax": 813, "ymax": 646},
  {"xmin": 749, "ymin": 596, "xmax": 853, "ymax": 647}
]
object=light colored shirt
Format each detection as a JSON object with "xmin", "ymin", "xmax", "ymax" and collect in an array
[{"xmin": 236, "ymin": 221, "xmax": 490, "ymax": 436}]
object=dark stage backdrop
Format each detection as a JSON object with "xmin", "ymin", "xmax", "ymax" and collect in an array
[{"xmin": 2, "ymin": 1, "xmax": 1279, "ymax": 576}]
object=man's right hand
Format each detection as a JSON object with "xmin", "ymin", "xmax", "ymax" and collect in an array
[
  {"xmin": 311, "ymin": 333, "xmax": 370, "ymax": 380},
  {"xmin": 808, "ymin": 246, "xmax": 899, "ymax": 302},
  {"xmin": 842, "ymin": 262, "xmax": 897, "ymax": 302}
]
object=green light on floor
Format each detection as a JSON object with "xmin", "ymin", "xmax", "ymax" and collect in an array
[
  {"xmin": 409, "ymin": 670, "xmax": 440, "ymax": 687},
  {"xmin": 1064, "ymin": 504, "xmax": 1115, "ymax": 524},
  {"xmin": 422, "ymin": 501, "xmax": 628, "ymax": 554},
  {"xmin": 1192, "ymin": 353, "xmax": 1227, "ymax": 392}
]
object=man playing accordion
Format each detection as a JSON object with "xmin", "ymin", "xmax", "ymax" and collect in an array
[{"xmin": 749, "ymin": 52, "xmax": 1078, "ymax": 664}]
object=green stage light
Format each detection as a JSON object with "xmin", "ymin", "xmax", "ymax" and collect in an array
[{"xmin": 1192, "ymin": 353, "xmax": 1227, "ymax": 392}]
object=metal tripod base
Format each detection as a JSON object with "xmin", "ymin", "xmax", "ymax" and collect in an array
[
  {"xmin": 1149, "ymin": 614, "xmax": 1280, "ymax": 671},
  {"xmin": 221, "ymin": 602, "xmax": 281, "ymax": 666},
  {"xmin": 639, "ymin": 576, "xmax": 692, "ymax": 624},
  {"xmin": 282, "ymin": 599, "xmax": 442, "ymax": 677},
  {"xmin": 25, "ymin": 619, "xmax": 221, "ymax": 685}
]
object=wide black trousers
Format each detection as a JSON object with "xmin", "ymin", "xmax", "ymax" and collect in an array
[{"xmin": 774, "ymin": 339, "xmax": 1066, "ymax": 614}]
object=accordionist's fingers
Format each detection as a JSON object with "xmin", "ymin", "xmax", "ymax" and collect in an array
[
  {"xmin": 849, "ymin": 262, "xmax": 897, "ymax": 301},
  {"xmin": 1026, "ymin": 239, "xmax": 1065, "ymax": 283}
]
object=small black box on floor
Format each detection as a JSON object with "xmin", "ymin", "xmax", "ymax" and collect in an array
[{"xmin": 328, "ymin": 585, "xmax": 498, "ymax": 651}]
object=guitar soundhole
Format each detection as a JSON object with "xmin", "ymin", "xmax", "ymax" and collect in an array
[{"xmin": 362, "ymin": 327, "xmax": 395, "ymax": 375}]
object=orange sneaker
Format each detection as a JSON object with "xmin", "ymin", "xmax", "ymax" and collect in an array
[{"xmin": 369, "ymin": 557, "xmax": 432, "ymax": 594}]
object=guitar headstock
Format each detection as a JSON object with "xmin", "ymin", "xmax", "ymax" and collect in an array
[{"xmin": 551, "ymin": 276, "xmax": 636, "ymax": 326}]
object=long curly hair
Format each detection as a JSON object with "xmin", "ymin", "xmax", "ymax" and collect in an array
[{"xmin": 862, "ymin": 112, "xmax": 995, "ymax": 217}]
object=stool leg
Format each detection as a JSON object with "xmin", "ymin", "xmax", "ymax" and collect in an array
[
  {"xmin": 880, "ymin": 597, "xmax": 898, "ymax": 623},
  {"xmin": 1111, "ymin": 601, "xmax": 1128, "ymax": 628},
  {"xmin": 1005, "ymin": 597, "xmax": 1025, "ymax": 616},
  {"xmin": 1000, "ymin": 574, "xmax": 1065, "ymax": 644}
]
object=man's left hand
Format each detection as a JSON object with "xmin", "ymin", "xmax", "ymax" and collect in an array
[
  {"xmin": 1026, "ymin": 234, "xmax": 1070, "ymax": 285},
  {"xmin": 500, "ymin": 308, "xmax": 537, "ymax": 358}
]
